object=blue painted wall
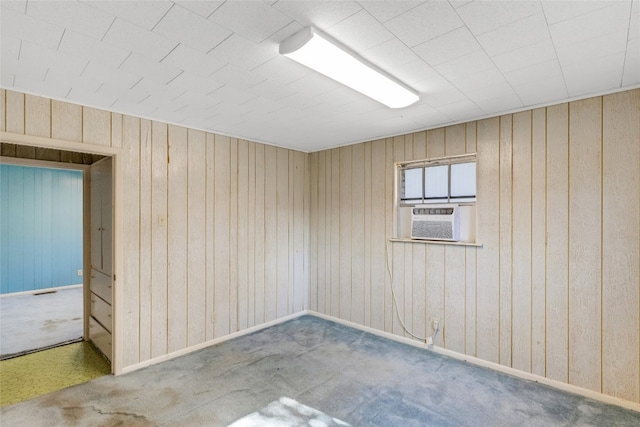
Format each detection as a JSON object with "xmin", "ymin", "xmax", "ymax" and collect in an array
[{"xmin": 0, "ymin": 164, "xmax": 83, "ymax": 294}]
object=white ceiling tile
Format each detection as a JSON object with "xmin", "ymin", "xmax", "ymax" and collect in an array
[
  {"xmin": 422, "ymin": 81, "xmax": 468, "ymax": 108},
  {"xmin": 161, "ymin": 44, "xmax": 226, "ymax": 77},
  {"xmin": 448, "ymin": 1, "xmax": 473, "ymax": 9},
  {"xmin": 549, "ymin": 2, "xmax": 631, "ymax": 47},
  {"xmin": 434, "ymin": 50, "xmax": 496, "ymax": 81},
  {"xmin": 541, "ymin": 0, "xmax": 613, "ymax": 25},
  {"xmin": 103, "ymin": 18, "xmax": 178, "ymax": 62},
  {"xmin": 119, "ymin": 53, "xmax": 182, "ymax": 85},
  {"xmin": 83, "ymin": 1, "xmax": 173, "ymax": 30},
  {"xmin": 504, "ymin": 59, "xmax": 565, "ymax": 88},
  {"xmin": 562, "ymin": 52, "xmax": 626, "ymax": 96},
  {"xmin": 457, "ymin": 0, "xmax": 542, "ymax": 35},
  {"xmin": 26, "ymin": 0, "xmax": 114, "ymax": 40},
  {"xmin": 325, "ymin": 10, "xmax": 395, "ymax": 52},
  {"xmin": 1, "ymin": 34, "xmax": 20, "ymax": 62},
  {"xmin": 208, "ymin": 85, "xmax": 257, "ymax": 107},
  {"xmin": 512, "ymin": 76, "xmax": 568, "ymax": 106},
  {"xmin": 153, "ymin": 4, "xmax": 232, "ymax": 53},
  {"xmin": 435, "ymin": 99, "xmax": 484, "ymax": 121},
  {"xmin": 16, "ymin": 71, "xmax": 72, "ymax": 100},
  {"xmin": 622, "ymin": 37, "xmax": 640, "ymax": 86},
  {"xmin": 556, "ymin": 29, "xmax": 628, "ymax": 66},
  {"xmin": 2, "ymin": 1, "xmax": 26, "ymax": 13},
  {"xmin": 452, "ymin": 67, "xmax": 508, "ymax": 92},
  {"xmin": 283, "ymin": 73, "xmax": 338, "ymax": 98},
  {"xmin": 628, "ymin": 7, "xmax": 639, "ymax": 39},
  {"xmin": 209, "ymin": 34, "xmax": 278, "ymax": 71},
  {"xmin": 0, "ymin": 7, "xmax": 64, "ymax": 50},
  {"xmin": 492, "ymin": 38, "xmax": 557, "ymax": 73},
  {"xmin": 465, "ymin": 81, "xmax": 517, "ymax": 105},
  {"xmin": 210, "ymin": 63, "xmax": 266, "ymax": 90},
  {"xmin": 362, "ymin": 38, "xmax": 420, "ymax": 69},
  {"xmin": 209, "ymin": 1, "xmax": 292, "ymax": 43},
  {"xmin": 21, "ymin": 40, "xmax": 88, "ymax": 77},
  {"xmin": 247, "ymin": 80, "xmax": 296, "ymax": 101},
  {"xmin": 252, "ymin": 56, "xmax": 310, "ymax": 86},
  {"xmin": 392, "ymin": 59, "xmax": 443, "ymax": 88},
  {"xmin": 475, "ymin": 91, "xmax": 523, "ymax": 115},
  {"xmin": 58, "ymin": 30, "xmax": 131, "ymax": 69},
  {"xmin": 273, "ymin": 1, "xmax": 362, "ymax": 31},
  {"xmin": 413, "ymin": 27, "xmax": 482, "ymax": 66},
  {"xmin": 477, "ymin": 12, "xmax": 550, "ymax": 57},
  {"xmin": 166, "ymin": 71, "xmax": 224, "ymax": 95},
  {"xmin": 174, "ymin": 1, "xmax": 224, "ymax": 18},
  {"xmin": 385, "ymin": 1, "xmax": 464, "ymax": 47},
  {"xmin": 358, "ymin": 1, "xmax": 423, "ymax": 23},
  {"xmin": 81, "ymin": 61, "xmax": 142, "ymax": 90}
]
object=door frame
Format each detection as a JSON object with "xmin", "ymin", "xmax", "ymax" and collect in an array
[{"xmin": 0, "ymin": 131, "xmax": 122, "ymax": 374}]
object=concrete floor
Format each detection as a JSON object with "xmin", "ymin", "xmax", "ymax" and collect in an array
[
  {"xmin": 0, "ymin": 286, "xmax": 83, "ymax": 357},
  {"xmin": 1, "ymin": 315, "xmax": 639, "ymax": 426}
]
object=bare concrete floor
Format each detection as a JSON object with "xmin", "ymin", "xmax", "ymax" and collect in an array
[
  {"xmin": 2, "ymin": 315, "xmax": 639, "ymax": 426},
  {"xmin": 0, "ymin": 286, "xmax": 83, "ymax": 357}
]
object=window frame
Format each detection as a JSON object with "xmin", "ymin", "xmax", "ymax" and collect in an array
[{"xmin": 397, "ymin": 153, "xmax": 477, "ymax": 207}]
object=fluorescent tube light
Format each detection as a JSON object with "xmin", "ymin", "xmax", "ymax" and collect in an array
[{"xmin": 279, "ymin": 26, "xmax": 419, "ymax": 109}]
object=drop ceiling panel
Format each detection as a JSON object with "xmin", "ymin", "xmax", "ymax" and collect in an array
[
  {"xmin": 83, "ymin": 1, "xmax": 173, "ymax": 30},
  {"xmin": 153, "ymin": 4, "xmax": 232, "ymax": 53},
  {"xmin": 1, "ymin": 0, "xmax": 637, "ymax": 152}
]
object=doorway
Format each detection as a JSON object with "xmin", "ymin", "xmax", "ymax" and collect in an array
[{"xmin": 0, "ymin": 143, "xmax": 113, "ymax": 405}]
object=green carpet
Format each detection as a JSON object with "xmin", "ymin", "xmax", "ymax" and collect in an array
[{"xmin": 0, "ymin": 341, "xmax": 110, "ymax": 407}]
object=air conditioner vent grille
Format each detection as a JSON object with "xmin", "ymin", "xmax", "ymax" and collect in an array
[{"xmin": 412, "ymin": 221, "xmax": 453, "ymax": 240}]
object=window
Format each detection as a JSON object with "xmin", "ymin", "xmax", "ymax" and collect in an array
[
  {"xmin": 399, "ymin": 155, "xmax": 476, "ymax": 206},
  {"xmin": 395, "ymin": 154, "xmax": 478, "ymax": 244}
]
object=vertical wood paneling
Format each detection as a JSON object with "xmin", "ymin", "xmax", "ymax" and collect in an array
[
  {"xmin": 111, "ymin": 113, "xmax": 123, "ymax": 149},
  {"xmin": 263, "ymin": 145, "xmax": 277, "ymax": 321},
  {"xmin": 237, "ymin": 139, "xmax": 249, "ymax": 330},
  {"xmin": 512, "ymin": 111, "xmax": 532, "ymax": 372},
  {"xmin": 499, "ymin": 115, "xmax": 513, "ymax": 367},
  {"xmin": 51, "ymin": 100, "xmax": 82, "ymax": 142},
  {"xmin": 187, "ymin": 129, "xmax": 206, "ymax": 346},
  {"xmin": 214, "ymin": 135, "xmax": 231, "ymax": 334},
  {"xmin": 476, "ymin": 117, "xmax": 501, "ymax": 363},
  {"xmin": 411, "ymin": 132, "xmax": 427, "ymax": 342},
  {"xmin": 426, "ymin": 129, "xmax": 445, "ymax": 345},
  {"xmin": 568, "ymin": 97, "xmax": 602, "ymax": 393},
  {"xmin": 465, "ymin": 122, "xmax": 478, "ymax": 356},
  {"xmin": 25, "ymin": 94, "xmax": 50, "ymax": 138},
  {"xmin": 247, "ymin": 142, "xmax": 256, "ymax": 326},
  {"xmin": 391, "ymin": 136, "xmax": 405, "ymax": 336},
  {"xmin": 546, "ymin": 103, "xmax": 569, "ymax": 383},
  {"xmin": 205, "ymin": 133, "xmax": 216, "ymax": 340},
  {"xmin": 167, "ymin": 125, "xmax": 188, "ymax": 352},
  {"xmin": 324, "ymin": 150, "xmax": 333, "ymax": 315},
  {"xmin": 294, "ymin": 151, "xmax": 306, "ymax": 313},
  {"xmin": 363, "ymin": 142, "xmax": 372, "ymax": 327},
  {"xmin": 276, "ymin": 148, "xmax": 289, "ymax": 318},
  {"xmin": 444, "ymin": 125, "xmax": 466, "ymax": 352},
  {"xmin": 384, "ymin": 139, "xmax": 394, "ymax": 333},
  {"xmin": 151, "ymin": 121, "xmax": 168, "ymax": 358},
  {"xmin": 531, "ymin": 109, "xmax": 546, "ymax": 377},
  {"xmin": 403, "ymin": 135, "xmax": 414, "ymax": 337},
  {"xmin": 83, "ymin": 107, "xmax": 111, "ymax": 147},
  {"xmin": 138, "ymin": 119, "xmax": 152, "ymax": 362},
  {"xmin": 602, "ymin": 90, "xmax": 640, "ymax": 401},
  {"xmin": 5, "ymin": 91, "xmax": 24, "ymax": 134},
  {"xmin": 254, "ymin": 143, "xmax": 266, "ymax": 325},
  {"xmin": 351, "ymin": 143, "xmax": 365, "ymax": 324},
  {"xmin": 229, "ymin": 139, "xmax": 238, "ymax": 332},
  {"xmin": 309, "ymin": 152, "xmax": 319, "ymax": 312},
  {"xmin": 122, "ymin": 115, "xmax": 141, "ymax": 366},
  {"xmin": 339, "ymin": 146, "xmax": 352, "ymax": 320},
  {"xmin": 371, "ymin": 140, "xmax": 386, "ymax": 332},
  {"xmin": 330, "ymin": 149, "xmax": 340, "ymax": 318}
]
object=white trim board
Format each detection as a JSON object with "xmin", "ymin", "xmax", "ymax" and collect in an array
[{"xmin": 307, "ymin": 311, "xmax": 640, "ymax": 413}]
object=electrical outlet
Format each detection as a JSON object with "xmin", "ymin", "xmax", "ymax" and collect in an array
[
  {"xmin": 211, "ymin": 311, "xmax": 217, "ymax": 324},
  {"xmin": 432, "ymin": 318, "xmax": 440, "ymax": 331},
  {"xmin": 77, "ymin": 269, "xmax": 83, "ymax": 276}
]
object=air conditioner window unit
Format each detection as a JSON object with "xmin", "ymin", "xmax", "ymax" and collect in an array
[{"xmin": 411, "ymin": 204, "xmax": 460, "ymax": 241}]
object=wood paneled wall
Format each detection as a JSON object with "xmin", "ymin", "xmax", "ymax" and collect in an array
[
  {"xmin": 0, "ymin": 89, "xmax": 310, "ymax": 371},
  {"xmin": 308, "ymin": 89, "xmax": 640, "ymax": 404}
]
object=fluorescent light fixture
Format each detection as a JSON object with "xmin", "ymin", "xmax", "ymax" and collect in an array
[{"xmin": 279, "ymin": 26, "xmax": 419, "ymax": 109}]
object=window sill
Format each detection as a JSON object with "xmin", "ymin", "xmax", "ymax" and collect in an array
[{"xmin": 389, "ymin": 238, "xmax": 483, "ymax": 248}]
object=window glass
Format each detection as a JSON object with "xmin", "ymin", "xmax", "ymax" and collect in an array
[
  {"xmin": 450, "ymin": 162, "xmax": 476, "ymax": 198},
  {"xmin": 402, "ymin": 168, "xmax": 422, "ymax": 200},
  {"xmin": 424, "ymin": 165, "xmax": 448, "ymax": 199}
]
